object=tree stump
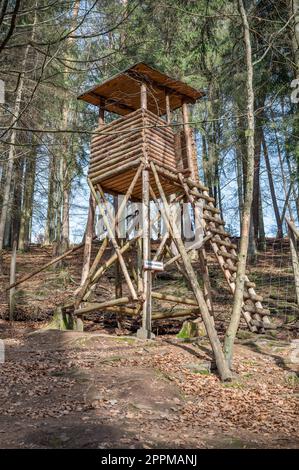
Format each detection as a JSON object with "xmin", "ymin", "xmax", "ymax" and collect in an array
[
  {"xmin": 46, "ymin": 307, "xmax": 84, "ymax": 332},
  {"xmin": 177, "ymin": 320, "xmax": 207, "ymax": 339}
]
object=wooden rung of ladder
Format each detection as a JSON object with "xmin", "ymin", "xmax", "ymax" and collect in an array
[
  {"xmin": 207, "ymin": 226, "xmax": 232, "ymax": 238},
  {"xmin": 212, "ymin": 237, "xmax": 237, "ymax": 250},
  {"xmin": 203, "ymin": 214, "xmax": 225, "ymax": 225},
  {"xmin": 217, "ymin": 250, "xmax": 238, "ymax": 261},
  {"xmin": 203, "ymin": 205, "xmax": 220, "ymax": 215}
]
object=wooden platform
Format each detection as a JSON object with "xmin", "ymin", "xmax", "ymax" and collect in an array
[{"xmin": 88, "ymin": 108, "xmax": 190, "ymax": 199}]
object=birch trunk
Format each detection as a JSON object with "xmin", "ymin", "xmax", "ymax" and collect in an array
[{"xmin": 224, "ymin": 0, "xmax": 255, "ymax": 367}]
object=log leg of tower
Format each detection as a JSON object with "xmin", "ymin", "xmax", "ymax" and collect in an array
[
  {"xmin": 114, "ymin": 196, "xmax": 123, "ymax": 329},
  {"xmin": 198, "ymin": 247, "xmax": 214, "ymax": 317},
  {"xmin": 137, "ymin": 169, "xmax": 154, "ymax": 339},
  {"xmin": 151, "ymin": 162, "xmax": 232, "ymax": 381},
  {"xmin": 114, "ymin": 197, "xmax": 123, "ymax": 299},
  {"xmin": 90, "ymin": 182, "xmax": 138, "ymax": 301},
  {"xmin": 136, "ymin": 229, "xmax": 143, "ymax": 294},
  {"xmin": 192, "ymin": 185, "xmax": 214, "ymax": 316}
]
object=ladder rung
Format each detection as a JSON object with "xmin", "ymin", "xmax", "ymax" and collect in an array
[
  {"xmin": 243, "ymin": 292, "xmax": 263, "ymax": 302},
  {"xmin": 217, "ymin": 250, "xmax": 238, "ymax": 261},
  {"xmin": 212, "ymin": 237, "xmax": 237, "ymax": 250},
  {"xmin": 223, "ymin": 263, "xmax": 237, "ymax": 272},
  {"xmin": 203, "ymin": 214, "xmax": 225, "ymax": 225},
  {"xmin": 245, "ymin": 281, "xmax": 256, "ymax": 288},
  {"xmin": 203, "ymin": 205, "xmax": 220, "ymax": 214},
  {"xmin": 207, "ymin": 226, "xmax": 231, "ymax": 238},
  {"xmin": 243, "ymin": 303, "xmax": 270, "ymax": 316}
]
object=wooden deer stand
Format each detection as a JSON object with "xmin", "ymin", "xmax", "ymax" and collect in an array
[{"xmin": 74, "ymin": 63, "xmax": 270, "ymax": 381}]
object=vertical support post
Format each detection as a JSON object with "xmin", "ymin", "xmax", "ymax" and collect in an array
[
  {"xmin": 165, "ymin": 93, "xmax": 171, "ymax": 124},
  {"xmin": 182, "ymin": 102, "xmax": 194, "ymax": 179},
  {"xmin": 136, "ymin": 232, "xmax": 143, "ymax": 294},
  {"xmin": 198, "ymin": 248, "xmax": 214, "ymax": 317},
  {"xmin": 98, "ymin": 99, "xmax": 105, "ymax": 127},
  {"xmin": 137, "ymin": 168, "xmax": 154, "ymax": 339},
  {"xmin": 114, "ymin": 196, "xmax": 122, "ymax": 299},
  {"xmin": 140, "ymin": 82, "xmax": 147, "ymax": 110},
  {"xmin": 138, "ymin": 82, "xmax": 154, "ymax": 339}
]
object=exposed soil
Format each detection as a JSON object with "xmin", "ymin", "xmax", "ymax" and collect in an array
[
  {"xmin": 0, "ymin": 323, "xmax": 298, "ymax": 449},
  {"xmin": 0, "ymin": 242, "xmax": 298, "ymax": 449}
]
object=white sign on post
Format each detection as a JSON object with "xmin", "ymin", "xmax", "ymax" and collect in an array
[{"xmin": 144, "ymin": 260, "xmax": 164, "ymax": 271}]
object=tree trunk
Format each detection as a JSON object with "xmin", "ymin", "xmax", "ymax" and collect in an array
[
  {"xmin": 224, "ymin": 0, "xmax": 255, "ymax": 367},
  {"xmin": 287, "ymin": 219, "xmax": 299, "ymax": 305},
  {"xmin": 58, "ymin": 0, "xmax": 80, "ymax": 254},
  {"xmin": 248, "ymin": 214, "xmax": 257, "ymax": 264},
  {"xmin": 205, "ymin": 82, "xmax": 219, "ymax": 199},
  {"xmin": 258, "ymin": 188, "xmax": 266, "ymax": 250},
  {"xmin": 80, "ymin": 193, "xmax": 95, "ymax": 285},
  {"xmin": 0, "ymin": 42, "xmax": 30, "ymax": 271},
  {"xmin": 291, "ymin": 0, "xmax": 299, "ymax": 77},
  {"xmin": 11, "ymin": 154, "xmax": 24, "ymax": 250},
  {"xmin": 60, "ymin": 107, "xmax": 70, "ymax": 254},
  {"xmin": 44, "ymin": 155, "xmax": 56, "ymax": 245},
  {"xmin": 252, "ymin": 110, "xmax": 263, "ymax": 242},
  {"xmin": 9, "ymin": 238, "xmax": 17, "ymax": 321},
  {"xmin": 235, "ymin": 142, "xmax": 244, "ymax": 234},
  {"xmin": 201, "ymin": 133, "xmax": 209, "ymax": 186},
  {"xmin": 262, "ymin": 131, "xmax": 283, "ymax": 238},
  {"xmin": 0, "ymin": 159, "xmax": 7, "ymax": 210},
  {"xmin": 19, "ymin": 151, "xmax": 36, "ymax": 250}
]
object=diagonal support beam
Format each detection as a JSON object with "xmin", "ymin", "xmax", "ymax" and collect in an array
[
  {"xmin": 153, "ymin": 230, "xmax": 169, "ymax": 262},
  {"xmin": 75, "ymin": 237, "xmax": 108, "ymax": 307},
  {"xmin": 89, "ymin": 181, "xmax": 138, "ymax": 300},
  {"xmin": 164, "ymin": 234, "xmax": 212, "ymax": 267},
  {"xmin": 150, "ymin": 161, "xmax": 232, "ymax": 381}
]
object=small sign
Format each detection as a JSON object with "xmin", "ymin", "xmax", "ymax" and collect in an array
[{"xmin": 144, "ymin": 260, "xmax": 164, "ymax": 271}]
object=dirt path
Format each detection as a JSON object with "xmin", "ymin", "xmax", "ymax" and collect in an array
[{"xmin": 0, "ymin": 323, "xmax": 298, "ymax": 449}]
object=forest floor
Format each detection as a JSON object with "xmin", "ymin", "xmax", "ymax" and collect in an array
[{"xmin": 0, "ymin": 242, "xmax": 298, "ymax": 449}]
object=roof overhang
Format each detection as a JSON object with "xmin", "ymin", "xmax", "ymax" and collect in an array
[{"xmin": 77, "ymin": 62, "xmax": 205, "ymax": 116}]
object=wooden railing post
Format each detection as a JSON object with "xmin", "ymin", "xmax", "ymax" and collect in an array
[
  {"xmin": 165, "ymin": 92, "xmax": 171, "ymax": 124},
  {"xmin": 98, "ymin": 98, "xmax": 105, "ymax": 127},
  {"xmin": 140, "ymin": 82, "xmax": 147, "ymax": 110},
  {"xmin": 182, "ymin": 101, "xmax": 194, "ymax": 179}
]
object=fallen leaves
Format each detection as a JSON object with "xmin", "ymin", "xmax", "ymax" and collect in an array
[{"xmin": 0, "ymin": 323, "xmax": 298, "ymax": 448}]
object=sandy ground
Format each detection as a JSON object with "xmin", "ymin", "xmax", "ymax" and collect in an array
[{"xmin": 0, "ymin": 322, "xmax": 298, "ymax": 449}]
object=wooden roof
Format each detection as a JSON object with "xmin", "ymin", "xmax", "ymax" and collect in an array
[{"xmin": 77, "ymin": 62, "xmax": 204, "ymax": 116}]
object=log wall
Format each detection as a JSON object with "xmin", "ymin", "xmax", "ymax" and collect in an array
[{"xmin": 88, "ymin": 108, "xmax": 192, "ymax": 197}]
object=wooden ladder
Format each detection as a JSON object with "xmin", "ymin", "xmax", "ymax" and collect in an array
[{"xmin": 189, "ymin": 181, "xmax": 271, "ymax": 332}]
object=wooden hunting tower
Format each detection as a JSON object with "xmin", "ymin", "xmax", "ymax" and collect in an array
[{"xmin": 75, "ymin": 63, "xmax": 270, "ymax": 381}]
